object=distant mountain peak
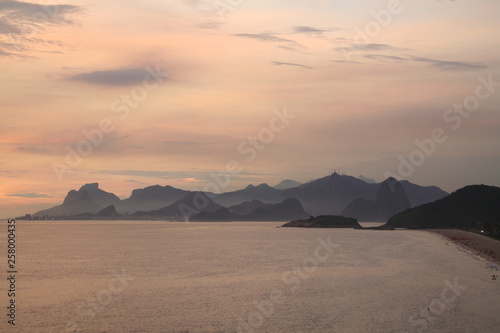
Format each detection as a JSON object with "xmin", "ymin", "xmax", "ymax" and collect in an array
[
  {"xmin": 375, "ymin": 178, "xmax": 411, "ymax": 221},
  {"xmin": 358, "ymin": 175, "xmax": 376, "ymax": 184},
  {"xmin": 274, "ymin": 179, "xmax": 301, "ymax": 190},
  {"xmin": 80, "ymin": 183, "xmax": 99, "ymax": 190}
]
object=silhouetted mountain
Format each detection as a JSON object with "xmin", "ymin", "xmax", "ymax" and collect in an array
[
  {"xmin": 375, "ymin": 178, "xmax": 411, "ymax": 221},
  {"xmin": 340, "ymin": 198, "xmax": 377, "ymax": 221},
  {"xmin": 213, "ymin": 183, "xmax": 284, "ymax": 207},
  {"xmin": 340, "ymin": 178, "xmax": 413, "ymax": 221},
  {"xmin": 284, "ymin": 173, "xmax": 378, "ymax": 215},
  {"xmin": 358, "ymin": 175, "xmax": 376, "ymax": 184},
  {"xmin": 274, "ymin": 179, "xmax": 302, "ymax": 190},
  {"xmin": 135, "ymin": 192, "xmax": 223, "ymax": 220},
  {"xmin": 96, "ymin": 205, "xmax": 118, "ymax": 218},
  {"xmin": 34, "ymin": 183, "xmax": 119, "ymax": 217},
  {"xmin": 63, "ymin": 183, "xmax": 120, "ymax": 206},
  {"xmin": 385, "ymin": 185, "xmax": 500, "ymax": 236},
  {"xmin": 244, "ymin": 198, "xmax": 309, "ymax": 221},
  {"xmin": 399, "ymin": 180, "xmax": 448, "ymax": 207},
  {"xmin": 29, "ymin": 174, "xmax": 449, "ymax": 220},
  {"xmin": 117, "ymin": 185, "xmax": 189, "ymax": 214},
  {"xmin": 228, "ymin": 199, "xmax": 271, "ymax": 215},
  {"xmin": 192, "ymin": 198, "xmax": 309, "ymax": 221},
  {"xmin": 190, "ymin": 207, "xmax": 237, "ymax": 222}
]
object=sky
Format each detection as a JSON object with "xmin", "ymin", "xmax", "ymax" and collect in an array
[{"xmin": 1, "ymin": 0, "xmax": 499, "ymax": 218}]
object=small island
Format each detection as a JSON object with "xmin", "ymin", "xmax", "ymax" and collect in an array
[{"xmin": 282, "ymin": 215, "xmax": 363, "ymax": 229}]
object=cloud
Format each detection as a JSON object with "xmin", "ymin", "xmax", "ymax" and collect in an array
[
  {"xmin": 0, "ymin": 0, "xmax": 81, "ymax": 26},
  {"xmin": 93, "ymin": 169, "xmax": 197, "ymax": 179},
  {"xmin": 233, "ymin": 32, "xmax": 306, "ymax": 53},
  {"xmin": 271, "ymin": 61, "xmax": 312, "ymax": 69},
  {"xmin": 182, "ymin": 0, "xmax": 238, "ymax": 28},
  {"xmin": 363, "ymin": 54, "xmax": 406, "ymax": 62},
  {"xmin": 17, "ymin": 146, "xmax": 50, "ymax": 153},
  {"xmin": 335, "ymin": 60, "xmax": 362, "ymax": 64},
  {"xmin": 0, "ymin": 0, "xmax": 82, "ymax": 58},
  {"xmin": 277, "ymin": 45, "xmax": 307, "ymax": 53},
  {"xmin": 0, "ymin": 19, "xmax": 19, "ymax": 34},
  {"xmin": 69, "ymin": 67, "xmax": 169, "ymax": 86},
  {"xmin": 91, "ymin": 169, "xmax": 266, "ymax": 183},
  {"xmin": 183, "ymin": 0, "xmax": 224, "ymax": 17},
  {"xmin": 335, "ymin": 41, "xmax": 487, "ymax": 71},
  {"xmin": 335, "ymin": 43, "xmax": 402, "ymax": 53},
  {"xmin": 7, "ymin": 193, "xmax": 51, "ymax": 198},
  {"xmin": 233, "ymin": 33, "xmax": 299, "ymax": 44},
  {"xmin": 363, "ymin": 53, "xmax": 487, "ymax": 71},
  {"xmin": 291, "ymin": 26, "xmax": 329, "ymax": 34},
  {"xmin": 409, "ymin": 56, "xmax": 487, "ymax": 71},
  {"xmin": 196, "ymin": 21, "xmax": 222, "ymax": 29},
  {"xmin": 287, "ymin": 25, "xmax": 342, "ymax": 39}
]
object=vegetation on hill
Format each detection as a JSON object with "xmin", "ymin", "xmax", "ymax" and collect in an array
[
  {"xmin": 282, "ymin": 215, "xmax": 363, "ymax": 229},
  {"xmin": 385, "ymin": 185, "xmax": 500, "ymax": 237}
]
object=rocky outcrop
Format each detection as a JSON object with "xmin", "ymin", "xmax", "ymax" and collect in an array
[
  {"xmin": 282, "ymin": 215, "xmax": 362, "ymax": 229},
  {"xmin": 34, "ymin": 183, "xmax": 118, "ymax": 217},
  {"xmin": 375, "ymin": 178, "xmax": 411, "ymax": 221}
]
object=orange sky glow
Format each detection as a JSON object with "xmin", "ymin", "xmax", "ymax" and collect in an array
[{"xmin": 1, "ymin": 0, "xmax": 499, "ymax": 218}]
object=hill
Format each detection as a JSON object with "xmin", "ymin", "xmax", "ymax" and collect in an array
[
  {"xmin": 282, "ymin": 215, "xmax": 362, "ymax": 229},
  {"xmin": 385, "ymin": 185, "xmax": 500, "ymax": 236}
]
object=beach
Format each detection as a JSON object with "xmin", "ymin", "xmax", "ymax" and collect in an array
[
  {"xmin": 428, "ymin": 229, "xmax": 500, "ymax": 266},
  {"xmin": 2, "ymin": 221, "xmax": 499, "ymax": 332}
]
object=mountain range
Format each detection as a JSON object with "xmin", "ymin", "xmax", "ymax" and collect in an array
[{"xmin": 31, "ymin": 173, "xmax": 448, "ymax": 221}]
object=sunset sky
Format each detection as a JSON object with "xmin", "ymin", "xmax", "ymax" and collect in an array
[{"xmin": 1, "ymin": 0, "xmax": 499, "ymax": 218}]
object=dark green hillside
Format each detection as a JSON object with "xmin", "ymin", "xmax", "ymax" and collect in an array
[
  {"xmin": 386, "ymin": 185, "xmax": 500, "ymax": 236},
  {"xmin": 282, "ymin": 215, "xmax": 362, "ymax": 229}
]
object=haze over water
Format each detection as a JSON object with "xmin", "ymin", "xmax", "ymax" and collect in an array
[{"xmin": 9, "ymin": 221, "xmax": 499, "ymax": 332}]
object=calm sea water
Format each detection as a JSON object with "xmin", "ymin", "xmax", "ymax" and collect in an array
[{"xmin": 2, "ymin": 220, "xmax": 499, "ymax": 332}]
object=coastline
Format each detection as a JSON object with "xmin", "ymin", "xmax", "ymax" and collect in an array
[{"xmin": 427, "ymin": 229, "xmax": 500, "ymax": 266}]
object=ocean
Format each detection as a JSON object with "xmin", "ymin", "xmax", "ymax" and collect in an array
[{"xmin": 2, "ymin": 220, "xmax": 498, "ymax": 332}]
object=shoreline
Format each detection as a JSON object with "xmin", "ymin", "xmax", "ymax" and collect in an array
[{"xmin": 427, "ymin": 229, "xmax": 500, "ymax": 266}]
